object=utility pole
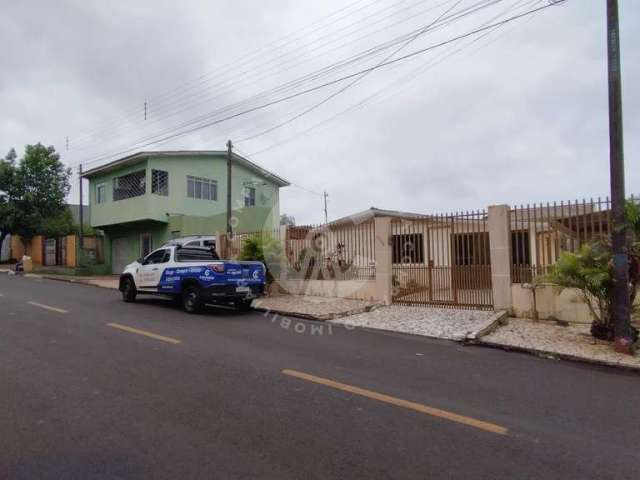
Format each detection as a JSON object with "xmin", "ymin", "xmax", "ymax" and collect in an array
[
  {"xmin": 606, "ymin": 0, "xmax": 632, "ymax": 354},
  {"xmin": 78, "ymin": 164, "xmax": 84, "ymax": 258},
  {"xmin": 65, "ymin": 136, "xmax": 69, "ymax": 151},
  {"xmin": 323, "ymin": 191, "xmax": 328, "ymax": 224},
  {"xmin": 144, "ymin": 101, "xmax": 147, "ymax": 120},
  {"xmin": 226, "ymin": 140, "xmax": 233, "ymax": 236}
]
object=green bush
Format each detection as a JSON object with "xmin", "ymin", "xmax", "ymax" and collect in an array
[{"xmin": 238, "ymin": 235, "xmax": 282, "ymax": 283}]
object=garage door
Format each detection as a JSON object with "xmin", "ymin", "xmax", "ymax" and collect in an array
[{"xmin": 111, "ymin": 237, "xmax": 129, "ymax": 274}]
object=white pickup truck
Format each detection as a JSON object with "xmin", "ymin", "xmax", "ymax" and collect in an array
[{"xmin": 118, "ymin": 245, "xmax": 266, "ymax": 313}]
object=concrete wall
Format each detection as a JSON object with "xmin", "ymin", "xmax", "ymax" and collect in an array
[
  {"xmin": 511, "ymin": 284, "xmax": 594, "ymax": 324},
  {"xmin": 10, "ymin": 235, "xmax": 24, "ymax": 260},
  {"xmin": 31, "ymin": 236, "xmax": 43, "ymax": 265},
  {"xmin": 66, "ymin": 235, "xmax": 77, "ymax": 267},
  {"xmin": 279, "ymin": 279, "xmax": 379, "ymax": 302}
]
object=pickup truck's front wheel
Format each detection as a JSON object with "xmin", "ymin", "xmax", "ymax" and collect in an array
[
  {"xmin": 121, "ymin": 277, "xmax": 137, "ymax": 303},
  {"xmin": 182, "ymin": 286, "xmax": 204, "ymax": 314},
  {"xmin": 235, "ymin": 299, "xmax": 253, "ymax": 312}
]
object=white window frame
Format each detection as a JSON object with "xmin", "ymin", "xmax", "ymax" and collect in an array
[
  {"xmin": 186, "ymin": 175, "xmax": 217, "ymax": 201},
  {"xmin": 96, "ymin": 183, "xmax": 106, "ymax": 204},
  {"xmin": 244, "ymin": 187, "xmax": 256, "ymax": 207}
]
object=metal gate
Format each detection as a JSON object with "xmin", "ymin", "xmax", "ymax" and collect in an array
[
  {"xmin": 44, "ymin": 238, "xmax": 57, "ymax": 266},
  {"xmin": 391, "ymin": 210, "xmax": 493, "ymax": 310}
]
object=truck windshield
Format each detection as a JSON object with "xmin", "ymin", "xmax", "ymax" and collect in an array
[{"xmin": 175, "ymin": 248, "xmax": 220, "ymax": 262}]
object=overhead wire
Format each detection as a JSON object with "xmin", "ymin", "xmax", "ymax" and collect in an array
[
  {"xmin": 71, "ymin": 0, "xmax": 508, "ymax": 164},
  {"xmin": 72, "ymin": 1, "xmax": 557, "ymax": 170},
  {"xmin": 246, "ymin": 0, "xmax": 542, "ymax": 155},
  {"xmin": 70, "ymin": 0, "xmax": 491, "ymax": 151}
]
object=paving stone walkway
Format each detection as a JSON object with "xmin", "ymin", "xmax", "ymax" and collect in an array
[
  {"xmin": 329, "ymin": 305, "xmax": 502, "ymax": 341},
  {"xmin": 481, "ymin": 317, "xmax": 640, "ymax": 370}
]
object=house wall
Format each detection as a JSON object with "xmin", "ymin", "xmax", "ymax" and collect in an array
[
  {"xmin": 89, "ymin": 160, "xmax": 161, "ymax": 227},
  {"xmin": 511, "ymin": 284, "xmax": 594, "ymax": 324},
  {"xmin": 148, "ymin": 155, "xmax": 280, "ymax": 230},
  {"xmin": 102, "ymin": 221, "xmax": 169, "ymax": 273},
  {"xmin": 89, "ymin": 154, "xmax": 281, "ymax": 231}
]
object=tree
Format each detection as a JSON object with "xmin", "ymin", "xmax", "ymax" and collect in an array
[
  {"xmin": 280, "ymin": 213, "xmax": 296, "ymax": 226},
  {"xmin": 547, "ymin": 200, "xmax": 639, "ymax": 342},
  {"xmin": 0, "ymin": 144, "xmax": 72, "ymax": 249}
]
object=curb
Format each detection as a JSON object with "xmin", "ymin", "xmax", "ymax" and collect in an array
[
  {"xmin": 40, "ymin": 275, "xmax": 117, "ymax": 289},
  {"xmin": 13, "ymin": 272, "xmax": 119, "ymax": 290},
  {"xmin": 253, "ymin": 302, "xmax": 382, "ymax": 322},
  {"xmin": 464, "ymin": 310, "xmax": 508, "ymax": 342},
  {"xmin": 474, "ymin": 339, "xmax": 640, "ymax": 373}
]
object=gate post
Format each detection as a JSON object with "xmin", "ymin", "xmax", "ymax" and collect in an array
[
  {"xmin": 488, "ymin": 205, "xmax": 512, "ymax": 312},
  {"xmin": 374, "ymin": 217, "xmax": 393, "ymax": 305},
  {"xmin": 216, "ymin": 232, "xmax": 228, "ymax": 259}
]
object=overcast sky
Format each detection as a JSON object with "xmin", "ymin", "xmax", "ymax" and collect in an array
[{"xmin": 1, "ymin": 0, "xmax": 638, "ymax": 224}]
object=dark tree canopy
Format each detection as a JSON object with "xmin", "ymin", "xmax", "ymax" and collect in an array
[{"xmin": 0, "ymin": 143, "xmax": 73, "ymax": 245}]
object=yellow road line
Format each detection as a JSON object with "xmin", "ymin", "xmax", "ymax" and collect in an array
[
  {"xmin": 27, "ymin": 301, "xmax": 68, "ymax": 314},
  {"xmin": 282, "ymin": 369, "xmax": 508, "ymax": 436},
  {"xmin": 106, "ymin": 323, "xmax": 181, "ymax": 345}
]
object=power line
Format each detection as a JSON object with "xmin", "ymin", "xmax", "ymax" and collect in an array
[
  {"xmin": 70, "ymin": 0, "xmax": 491, "ymax": 152},
  {"xmin": 68, "ymin": 0, "xmax": 378, "ymax": 144},
  {"xmin": 69, "ymin": 0, "xmax": 426, "ymax": 147},
  {"xmin": 70, "ymin": 0, "xmax": 512, "ymax": 167},
  {"xmin": 236, "ymin": 0, "xmax": 465, "ymax": 143},
  {"xmin": 246, "ymin": 0, "xmax": 541, "ymax": 156},
  {"xmin": 72, "ymin": 1, "xmax": 556, "ymax": 170}
]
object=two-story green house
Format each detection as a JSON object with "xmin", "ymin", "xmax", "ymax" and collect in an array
[{"xmin": 83, "ymin": 150, "xmax": 289, "ymax": 273}]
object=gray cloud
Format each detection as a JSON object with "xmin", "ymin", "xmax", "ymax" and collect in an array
[{"xmin": 1, "ymin": 0, "xmax": 638, "ymax": 224}]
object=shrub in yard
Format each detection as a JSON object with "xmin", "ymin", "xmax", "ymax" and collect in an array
[
  {"xmin": 547, "ymin": 242, "xmax": 613, "ymax": 339},
  {"xmin": 238, "ymin": 235, "xmax": 282, "ymax": 284}
]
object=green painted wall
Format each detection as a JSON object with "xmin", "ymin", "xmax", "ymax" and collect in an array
[
  {"xmin": 90, "ymin": 160, "xmax": 163, "ymax": 227},
  {"xmin": 90, "ymin": 154, "xmax": 280, "ymax": 231},
  {"xmin": 88, "ymin": 153, "xmax": 283, "ymax": 271}
]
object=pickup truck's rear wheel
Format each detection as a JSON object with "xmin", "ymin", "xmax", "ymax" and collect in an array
[
  {"xmin": 121, "ymin": 277, "xmax": 137, "ymax": 302},
  {"xmin": 182, "ymin": 286, "xmax": 204, "ymax": 314}
]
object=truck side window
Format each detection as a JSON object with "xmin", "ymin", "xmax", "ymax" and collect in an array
[{"xmin": 144, "ymin": 249, "xmax": 169, "ymax": 265}]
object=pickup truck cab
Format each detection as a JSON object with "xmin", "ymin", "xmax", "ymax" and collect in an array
[{"xmin": 119, "ymin": 245, "xmax": 266, "ymax": 313}]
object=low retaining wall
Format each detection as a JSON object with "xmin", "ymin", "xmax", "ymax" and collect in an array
[
  {"xmin": 511, "ymin": 284, "xmax": 593, "ymax": 324},
  {"xmin": 278, "ymin": 279, "xmax": 380, "ymax": 302}
]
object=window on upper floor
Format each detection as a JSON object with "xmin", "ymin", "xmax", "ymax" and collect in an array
[
  {"xmin": 187, "ymin": 175, "xmax": 217, "ymax": 201},
  {"xmin": 244, "ymin": 187, "xmax": 256, "ymax": 207},
  {"xmin": 96, "ymin": 184, "xmax": 106, "ymax": 204},
  {"xmin": 152, "ymin": 170, "xmax": 169, "ymax": 196},
  {"xmin": 113, "ymin": 170, "xmax": 146, "ymax": 201}
]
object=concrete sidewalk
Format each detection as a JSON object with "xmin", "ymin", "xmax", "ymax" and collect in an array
[{"xmin": 329, "ymin": 306, "xmax": 505, "ymax": 342}]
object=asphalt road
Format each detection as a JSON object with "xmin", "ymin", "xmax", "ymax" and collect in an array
[{"xmin": 1, "ymin": 274, "xmax": 639, "ymax": 479}]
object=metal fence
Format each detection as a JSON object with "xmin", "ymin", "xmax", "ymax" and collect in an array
[
  {"xmin": 285, "ymin": 222, "xmax": 376, "ymax": 280},
  {"xmin": 391, "ymin": 210, "xmax": 493, "ymax": 310},
  {"xmin": 510, "ymin": 197, "xmax": 616, "ymax": 283}
]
